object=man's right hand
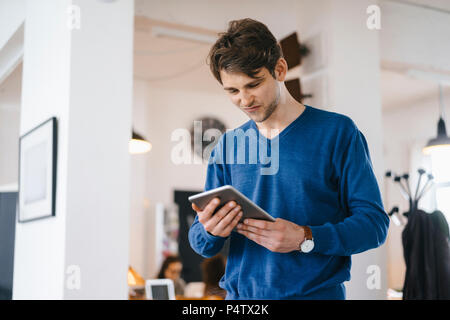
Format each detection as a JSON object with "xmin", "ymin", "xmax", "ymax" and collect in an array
[{"xmin": 192, "ymin": 197, "xmax": 243, "ymax": 237}]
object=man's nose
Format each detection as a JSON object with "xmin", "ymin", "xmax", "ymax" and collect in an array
[{"xmin": 239, "ymin": 91, "xmax": 254, "ymax": 108}]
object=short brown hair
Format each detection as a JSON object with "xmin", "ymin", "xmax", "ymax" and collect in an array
[{"xmin": 208, "ymin": 18, "xmax": 283, "ymax": 84}]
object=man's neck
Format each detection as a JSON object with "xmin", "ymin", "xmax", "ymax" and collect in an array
[{"xmin": 255, "ymin": 89, "xmax": 306, "ymax": 139}]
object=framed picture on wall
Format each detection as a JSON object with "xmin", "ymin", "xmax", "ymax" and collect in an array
[{"xmin": 18, "ymin": 117, "xmax": 58, "ymax": 223}]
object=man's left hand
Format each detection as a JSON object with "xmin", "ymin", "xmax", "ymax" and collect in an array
[{"xmin": 236, "ymin": 218, "xmax": 305, "ymax": 253}]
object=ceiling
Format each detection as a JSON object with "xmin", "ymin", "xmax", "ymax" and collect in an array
[
  {"xmin": 380, "ymin": 69, "xmax": 449, "ymax": 110},
  {"xmin": 2, "ymin": 2, "xmax": 449, "ymax": 112},
  {"xmin": 133, "ymin": 0, "xmax": 450, "ymax": 111},
  {"xmin": 132, "ymin": 0, "xmax": 300, "ymax": 93},
  {"xmin": 133, "ymin": 16, "xmax": 449, "ymax": 112},
  {"xmin": 133, "ymin": 17, "xmax": 220, "ymax": 93},
  {"xmin": 0, "ymin": 62, "xmax": 21, "ymax": 111},
  {"xmin": 134, "ymin": 0, "xmax": 299, "ymax": 40},
  {"xmin": 387, "ymin": 0, "xmax": 450, "ymax": 13}
]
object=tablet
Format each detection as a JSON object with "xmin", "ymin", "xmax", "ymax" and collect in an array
[{"xmin": 188, "ymin": 185, "xmax": 275, "ymax": 222}]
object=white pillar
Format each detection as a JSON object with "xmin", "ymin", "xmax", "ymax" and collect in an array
[{"xmin": 13, "ymin": 0, "xmax": 133, "ymax": 299}]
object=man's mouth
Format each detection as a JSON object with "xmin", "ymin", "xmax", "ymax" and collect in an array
[{"xmin": 244, "ymin": 105, "xmax": 260, "ymax": 112}]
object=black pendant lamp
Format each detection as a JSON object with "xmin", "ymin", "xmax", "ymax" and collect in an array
[
  {"xmin": 129, "ymin": 130, "xmax": 152, "ymax": 154},
  {"xmin": 423, "ymin": 84, "xmax": 450, "ymax": 155}
]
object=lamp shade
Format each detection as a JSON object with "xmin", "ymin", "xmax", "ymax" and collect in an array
[
  {"xmin": 127, "ymin": 266, "xmax": 145, "ymax": 286},
  {"xmin": 423, "ymin": 84, "xmax": 450, "ymax": 155},
  {"xmin": 129, "ymin": 130, "xmax": 152, "ymax": 154},
  {"xmin": 423, "ymin": 117, "xmax": 450, "ymax": 155}
]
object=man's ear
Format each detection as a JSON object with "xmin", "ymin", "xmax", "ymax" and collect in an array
[{"xmin": 275, "ymin": 58, "xmax": 288, "ymax": 82}]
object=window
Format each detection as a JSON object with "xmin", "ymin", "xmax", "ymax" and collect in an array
[
  {"xmin": 431, "ymin": 150, "xmax": 450, "ymax": 232},
  {"xmin": 435, "ymin": 185, "xmax": 450, "ymax": 224}
]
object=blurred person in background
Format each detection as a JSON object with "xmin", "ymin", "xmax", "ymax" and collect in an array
[
  {"xmin": 157, "ymin": 255, "xmax": 186, "ymax": 296},
  {"xmin": 202, "ymin": 254, "xmax": 227, "ymax": 299}
]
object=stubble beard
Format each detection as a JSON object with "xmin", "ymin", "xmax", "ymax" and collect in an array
[{"xmin": 253, "ymin": 86, "xmax": 280, "ymax": 123}]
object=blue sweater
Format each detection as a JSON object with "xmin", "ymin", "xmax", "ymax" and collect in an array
[{"xmin": 188, "ymin": 105, "xmax": 389, "ymax": 299}]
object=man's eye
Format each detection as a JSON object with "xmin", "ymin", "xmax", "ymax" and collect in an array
[
  {"xmin": 227, "ymin": 83, "xmax": 260, "ymax": 94},
  {"xmin": 248, "ymin": 82, "xmax": 261, "ymax": 88}
]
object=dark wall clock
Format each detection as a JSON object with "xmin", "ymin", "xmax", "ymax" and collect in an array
[{"xmin": 190, "ymin": 117, "xmax": 226, "ymax": 161}]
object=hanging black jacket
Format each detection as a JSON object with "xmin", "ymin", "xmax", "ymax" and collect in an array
[{"xmin": 402, "ymin": 209, "xmax": 450, "ymax": 299}]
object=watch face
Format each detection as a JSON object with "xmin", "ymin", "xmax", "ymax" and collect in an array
[{"xmin": 301, "ymin": 240, "xmax": 314, "ymax": 253}]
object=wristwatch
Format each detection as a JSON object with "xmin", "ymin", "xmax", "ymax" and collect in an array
[{"xmin": 299, "ymin": 226, "xmax": 314, "ymax": 253}]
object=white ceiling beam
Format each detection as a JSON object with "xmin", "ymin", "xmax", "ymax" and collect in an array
[{"xmin": 0, "ymin": 23, "xmax": 24, "ymax": 85}]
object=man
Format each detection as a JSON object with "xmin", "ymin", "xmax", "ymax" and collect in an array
[{"xmin": 189, "ymin": 18, "xmax": 389, "ymax": 300}]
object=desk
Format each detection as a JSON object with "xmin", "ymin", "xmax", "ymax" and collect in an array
[{"xmin": 176, "ymin": 295, "xmax": 223, "ymax": 300}]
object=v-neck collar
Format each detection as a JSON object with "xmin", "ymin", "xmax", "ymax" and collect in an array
[{"xmin": 250, "ymin": 105, "xmax": 311, "ymax": 142}]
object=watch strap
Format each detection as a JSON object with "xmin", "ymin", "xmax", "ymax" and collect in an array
[{"xmin": 303, "ymin": 226, "xmax": 313, "ymax": 240}]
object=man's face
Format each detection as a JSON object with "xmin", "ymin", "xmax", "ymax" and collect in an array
[{"xmin": 220, "ymin": 67, "xmax": 280, "ymax": 123}]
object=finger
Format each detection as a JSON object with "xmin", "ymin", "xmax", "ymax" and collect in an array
[
  {"xmin": 223, "ymin": 210, "xmax": 243, "ymax": 235},
  {"xmin": 202, "ymin": 200, "xmax": 235, "ymax": 232},
  {"xmin": 192, "ymin": 203, "xmax": 201, "ymax": 212},
  {"xmin": 198, "ymin": 197, "xmax": 221, "ymax": 221},
  {"xmin": 243, "ymin": 218, "xmax": 273, "ymax": 230},
  {"xmin": 237, "ymin": 229, "xmax": 272, "ymax": 248},
  {"xmin": 208, "ymin": 200, "xmax": 237, "ymax": 227},
  {"xmin": 212, "ymin": 206, "xmax": 242, "ymax": 235},
  {"xmin": 237, "ymin": 223, "xmax": 272, "ymax": 237}
]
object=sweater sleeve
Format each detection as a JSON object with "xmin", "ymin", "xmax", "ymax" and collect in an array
[
  {"xmin": 309, "ymin": 124, "xmax": 390, "ymax": 256},
  {"xmin": 188, "ymin": 140, "xmax": 228, "ymax": 258}
]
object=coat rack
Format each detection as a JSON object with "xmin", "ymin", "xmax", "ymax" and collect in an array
[
  {"xmin": 386, "ymin": 168, "xmax": 450, "ymax": 300},
  {"xmin": 385, "ymin": 168, "xmax": 434, "ymax": 225}
]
